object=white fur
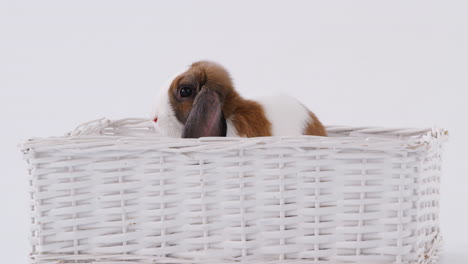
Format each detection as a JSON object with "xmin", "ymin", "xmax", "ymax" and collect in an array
[
  {"xmin": 226, "ymin": 119, "xmax": 239, "ymax": 137},
  {"xmin": 151, "ymin": 70, "xmax": 186, "ymax": 138},
  {"xmin": 255, "ymin": 95, "xmax": 312, "ymax": 136}
]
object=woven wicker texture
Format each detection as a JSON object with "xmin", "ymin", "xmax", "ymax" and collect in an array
[{"xmin": 21, "ymin": 118, "xmax": 447, "ymax": 264}]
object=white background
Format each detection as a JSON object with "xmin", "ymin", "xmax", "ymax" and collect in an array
[{"xmin": 1, "ymin": 0, "xmax": 467, "ymax": 263}]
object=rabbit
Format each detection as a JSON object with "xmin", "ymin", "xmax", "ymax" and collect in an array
[{"xmin": 152, "ymin": 61, "xmax": 327, "ymax": 138}]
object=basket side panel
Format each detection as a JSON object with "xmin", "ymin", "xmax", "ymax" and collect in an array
[
  {"xmin": 326, "ymin": 147, "xmax": 421, "ymax": 264},
  {"xmin": 252, "ymin": 145, "xmax": 343, "ymax": 261},
  {"xmin": 27, "ymin": 147, "xmax": 193, "ymax": 260},
  {"xmin": 415, "ymin": 146, "xmax": 442, "ymax": 263},
  {"xmin": 25, "ymin": 137, "xmax": 443, "ymax": 264}
]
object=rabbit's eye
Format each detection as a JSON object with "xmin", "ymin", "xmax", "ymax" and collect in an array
[{"xmin": 179, "ymin": 86, "xmax": 193, "ymax": 98}]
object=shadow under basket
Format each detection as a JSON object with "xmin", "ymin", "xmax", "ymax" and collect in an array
[{"xmin": 20, "ymin": 118, "xmax": 448, "ymax": 264}]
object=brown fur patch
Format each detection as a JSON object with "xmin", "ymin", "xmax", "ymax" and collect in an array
[
  {"xmin": 224, "ymin": 94, "xmax": 272, "ymax": 137},
  {"xmin": 304, "ymin": 112, "xmax": 327, "ymax": 136}
]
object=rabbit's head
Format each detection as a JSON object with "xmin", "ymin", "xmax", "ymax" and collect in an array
[{"xmin": 152, "ymin": 61, "xmax": 235, "ymax": 138}]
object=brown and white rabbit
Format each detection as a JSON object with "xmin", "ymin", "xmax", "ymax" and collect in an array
[{"xmin": 152, "ymin": 61, "xmax": 327, "ymax": 138}]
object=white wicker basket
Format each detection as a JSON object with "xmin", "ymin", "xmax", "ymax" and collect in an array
[{"xmin": 21, "ymin": 118, "xmax": 448, "ymax": 264}]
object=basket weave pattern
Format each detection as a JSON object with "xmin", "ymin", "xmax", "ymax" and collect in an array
[{"xmin": 21, "ymin": 118, "xmax": 447, "ymax": 264}]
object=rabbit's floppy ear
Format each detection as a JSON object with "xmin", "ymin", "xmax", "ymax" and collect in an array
[{"xmin": 182, "ymin": 88, "xmax": 227, "ymax": 138}]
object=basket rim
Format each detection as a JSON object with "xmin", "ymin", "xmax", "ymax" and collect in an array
[{"xmin": 19, "ymin": 117, "xmax": 448, "ymax": 153}]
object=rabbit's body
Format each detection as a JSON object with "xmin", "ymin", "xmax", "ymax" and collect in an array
[{"xmin": 152, "ymin": 61, "xmax": 327, "ymax": 138}]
